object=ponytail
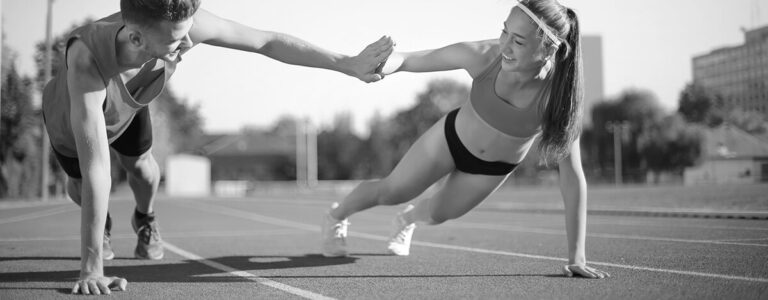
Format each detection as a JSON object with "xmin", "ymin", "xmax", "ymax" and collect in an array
[{"xmin": 537, "ymin": 7, "xmax": 583, "ymax": 165}]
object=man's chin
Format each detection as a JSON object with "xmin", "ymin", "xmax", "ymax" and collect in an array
[{"xmin": 160, "ymin": 53, "xmax": 179, "ymax": 63}]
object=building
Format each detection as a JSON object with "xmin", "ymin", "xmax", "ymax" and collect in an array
[
  {"xmin": 581, "ymin": 35, "xmax": 605, "ymax": 127},
  {"xmin": 684, "ymin": 124, "xmax": 768, "ymax": 185},
  {"xmin": 194, "ymin": 130, "xmax": 296, "ymax": 182},
  {"xmin": 692, "ymin": 25, "xmax": 768, "ymax": 116}
]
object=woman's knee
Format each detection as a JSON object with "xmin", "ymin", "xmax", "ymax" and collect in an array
[
  {"xmin": 372, "ymin": 180, "xmax": 410, "ymax": 206},
  {"xmin": 427, "ymin": 212, "xmax": 450, "ymax": 225}
]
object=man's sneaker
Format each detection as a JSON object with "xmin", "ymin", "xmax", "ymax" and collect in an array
[
  {"xmin": 387, "ymin": 210, "xmax": 416, "ymax": 256},
  {"xmin": 131, "ymin": 211, "xmax": 164, "ymax": 260},
  {"xmin": 103, "ymin": 213, "xmax": 114, "ymax": 260},
  {"xmin": 103, "ymin": 232, "xmax": 115, "ymax": 260},
  {"xmin": 321, "ymin": 205, "xmax": 350, "ymax": 257}
]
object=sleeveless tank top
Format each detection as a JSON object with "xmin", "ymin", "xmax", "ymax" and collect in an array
[
  {"xmin": 42, "ymin": 13, "xmax": 178, "ymax": 157},
  {"xmin": 454, "ymin": 55, "xmax": 548, "ymax": 163}
]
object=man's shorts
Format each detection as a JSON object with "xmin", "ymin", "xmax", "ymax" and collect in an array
[{"xmin": 51, "ymin": 107, "xmax": 153, "ymax": 179}]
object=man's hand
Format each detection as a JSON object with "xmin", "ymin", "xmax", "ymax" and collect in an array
[
  {"xmin": 72, "ymin": 275, "xmax": 127, "ymax": 295},
  {"xmin": 562, "ymin": 264, "xmax": 610, "ymax": 279},
  {"xmin": 347, "ymin": 35, "xmax": 395, "ymax": 83}
]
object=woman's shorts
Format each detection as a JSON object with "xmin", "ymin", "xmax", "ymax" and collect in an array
[{"xmin": 444, "ymin": 108, "xmax": 517, "ymax": 176}]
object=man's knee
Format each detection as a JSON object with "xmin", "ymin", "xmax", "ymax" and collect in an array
[
  {"xmin": 122, "ymin": 152, "xmax": 159, "ymax": 181},
  {"xmin": 67, "ymin": 177, "xmax": 82, "ymax": 205}
]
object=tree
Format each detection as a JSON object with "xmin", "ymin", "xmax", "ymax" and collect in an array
[
  {"xmin": 317, "ymin": 112, "xmax": 365, "ymax": 180},
  {"xmin": 587, "ymin": 89, "xmax": 665, "ymax": 182},
  {"xmin": 724, "ymin": 108, "xmax": 767, "ymax": 135},
  {"xmin": 1, "ymin": 44, "xmax": 41, "ymax": 198},
  {"xmin": 637, "ymin": 114, "xmax": 703, "ymax": 183},
  {"xmin": 678, "ymin": 83, "xmax": 725, "ymax": 126}
]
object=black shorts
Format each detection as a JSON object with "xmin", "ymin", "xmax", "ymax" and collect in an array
[
  {"xmin": 51, "ymin": 107, "xmax": 153, "ymax": 179},
  {"xmin": 444, "ymin": 108, "xmax": 517, "ymax": 176}
]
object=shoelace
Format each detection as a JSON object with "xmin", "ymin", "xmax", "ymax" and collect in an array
[
  {"xmin": 137, "ymin": 222, "xmax": 160, "ymax": 244},
  {"xmin": 393, "ymin": 220, "xmax": 414, "ymax": 243},
  {"xmin": 333, "ymin": 220, "xmax": 350, "ymax": 238}
]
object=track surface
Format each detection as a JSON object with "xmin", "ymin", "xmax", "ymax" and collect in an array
[{"xmin": 1, "ymin": 194, "xmax": 767, "ymax": 299}]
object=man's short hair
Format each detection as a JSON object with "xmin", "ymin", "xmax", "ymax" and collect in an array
[{"xmin": 121, "ymin": 0, "xmax": 201, "ymax": 26}]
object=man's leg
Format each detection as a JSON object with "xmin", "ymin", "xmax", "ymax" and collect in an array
[
  {"xmin": 116, "ymin": 150, "xmax": 160, "ymax": 215},
  {"xmin": 116, "ymin": 150, "xmax": 163, "ymax": 260}
]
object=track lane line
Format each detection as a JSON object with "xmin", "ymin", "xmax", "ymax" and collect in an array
[
  {"xmin": 178, "ymin": 201, "xmax": 768, "ymax": 284},
  {"xmin": 439, "ymin": 221, "xmax": 768, "ymax": 247},
  {"xmin": 164, "ymin": 242, "xmax": 335, "ymax": 300},
  {"xmin": 0, "ymin": 229, "xmax": 307, "ymax": 242},
  {"xmin": 0, "ymin": 206, "xmax": 77, "ymax": 225}
]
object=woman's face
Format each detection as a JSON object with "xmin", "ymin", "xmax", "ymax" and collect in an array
[{"xmin": 498, "ymin": 7, "xmax": 549, "ymax": 73}]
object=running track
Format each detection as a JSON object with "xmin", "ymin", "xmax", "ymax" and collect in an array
[{"xmin": 1, "ymin": 195, "xmax": 767, "ymax": 299}]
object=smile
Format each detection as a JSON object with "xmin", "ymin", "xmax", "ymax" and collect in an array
[{"xmin": 501, "ymin": 53, "xmax": 514, "ymax": 61}]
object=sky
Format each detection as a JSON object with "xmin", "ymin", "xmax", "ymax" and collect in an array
[{"xmin": 2, "ymin": 0, "xmax": 766, "ymax": 134}]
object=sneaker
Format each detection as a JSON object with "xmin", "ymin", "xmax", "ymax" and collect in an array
[
  {"xmin": 103, "ymin": 232, "xmax": 115, "ymax": 260},
  {"xmin": 103, "ymin": 213, "xmax": 114, "ymax": 260},
  {"xmin": 387, "ymin": 210, "xmax": 416, "ymax": 256},
  {"xmin": 131, "ymin": 211, "xmax": 164, "ymax": 260},
  {"xmin": 321, "ymin": 206, "xmax": 350, "ymax": 257}
]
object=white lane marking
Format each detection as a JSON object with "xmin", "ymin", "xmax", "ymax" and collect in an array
[
  {"xmin": 0, "ymin": 206, "xmax": 77, "ymax": 225},
  {"xmin": 0, "ymin": 200, "xmax": 71, "ymax": 209},
  {"xmin": 441, "ymin": 222, "xmax": 768, "ymax": 247},
  {"xmin": 0, "ymin": 229, "xmax": 307, "ymax": 242},
  {"xmin": 585, "ymin": 219, "xmax": 768, "ymax": 232},
  {"xmin": 710, "ymin": 237, "xmax": 768, "ymax": 243},
  {"xmin": 164, "ymin": 242, "xmax": 335, "ymax": 300},
  {"xmin": 179, "ymin": 201, "xmax": 768, "ymax": 284}
]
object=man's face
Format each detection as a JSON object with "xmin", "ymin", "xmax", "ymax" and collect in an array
[{"xmin": 140, "ymin": 18, "xmax": 194, "ymax": 62}]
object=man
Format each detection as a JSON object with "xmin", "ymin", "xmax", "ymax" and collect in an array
[{"xmin": 42, "ymin": 0, "xmax": 393, "ymax": 295}]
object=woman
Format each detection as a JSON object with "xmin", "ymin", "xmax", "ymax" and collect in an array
[{"xmin": 321, "ymin": 0, "xmax": 609, "ymax": 279}]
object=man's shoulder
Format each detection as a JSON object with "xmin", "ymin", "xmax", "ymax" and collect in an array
[{"xmin": 66, "ymin": 40, "xmax": 107, "ymax": 87}]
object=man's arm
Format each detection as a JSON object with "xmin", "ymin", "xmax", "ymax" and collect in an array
[
  {"xmin": 67, "ymin": 40, "xmax": 127, "ymax": 295},
  {"xmin": 558, "ymin": 138, "xmax": 609, "ymax": 279},
  {"xmin": 188, "ymin": 9, "xmax": 393, "ymax": 82}
]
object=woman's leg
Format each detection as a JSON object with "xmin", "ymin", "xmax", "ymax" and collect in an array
[
  {"xmin": 322, "ymin": 115, "xmax": 454, "ymax": 257},
  {"xmin": 330, "ymin": 116, "xmax": 455, "ymax": 220},
  {"xmin": 405, "ymin": 171, "xmax": 509, "ymax": 225},
  {"xmin": 387, "ymin": 171, "xmax": 508, "ymax": 255}
]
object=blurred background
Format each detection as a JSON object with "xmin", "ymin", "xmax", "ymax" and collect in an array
[{"xmin": 1, "ymin": 0, "xmax": 767, "ymax": 203}]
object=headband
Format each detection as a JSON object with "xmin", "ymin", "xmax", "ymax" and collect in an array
[{"xmin": 514, "ymin": 1, "xmax": 562, "ymax": 47}]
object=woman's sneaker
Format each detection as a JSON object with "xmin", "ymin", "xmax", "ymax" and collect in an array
[
  {"xmin": 131, "ymin": 212, "xmax": 164, "ymax": 260},
  {"xmin": 321, "ymin": 204, "xmax": 350, "ymax": 257},
  {"xmin": 387, "ymin": 211, "xmax": 416, "ymax": 256}
]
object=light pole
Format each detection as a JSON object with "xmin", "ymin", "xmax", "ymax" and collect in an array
[
  {"xmin": 41, "ymin": 0, "xmax": 54, "ymax": 200},
  {"xmin": 606, "ymin": 121, "xmax": 629, "ymax": 186},
  {"xmin": 295, "ymin": 118, "xmax": 317, "ymax": 188},
  {"xmin": 1, "ymin": 0, "xmax": 4, "ymax": 135}
]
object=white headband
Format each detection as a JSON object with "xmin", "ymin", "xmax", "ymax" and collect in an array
[{"xmin": 514, "ymin": 1, "xmax": 562, "ymax": 47}]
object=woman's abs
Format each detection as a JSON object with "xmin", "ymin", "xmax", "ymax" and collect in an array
[{"xmin": 453, "ymin": 103, "xmax": 538, "ymax": 164}]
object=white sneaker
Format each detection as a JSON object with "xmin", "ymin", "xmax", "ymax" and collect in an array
[
  {"xmin": 387, "ymin": 210, "xmax": 416, "ymax": 256},
  {"xmin": 321, "ymin": 208, "xmax": 350, "ymax": 257}
]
